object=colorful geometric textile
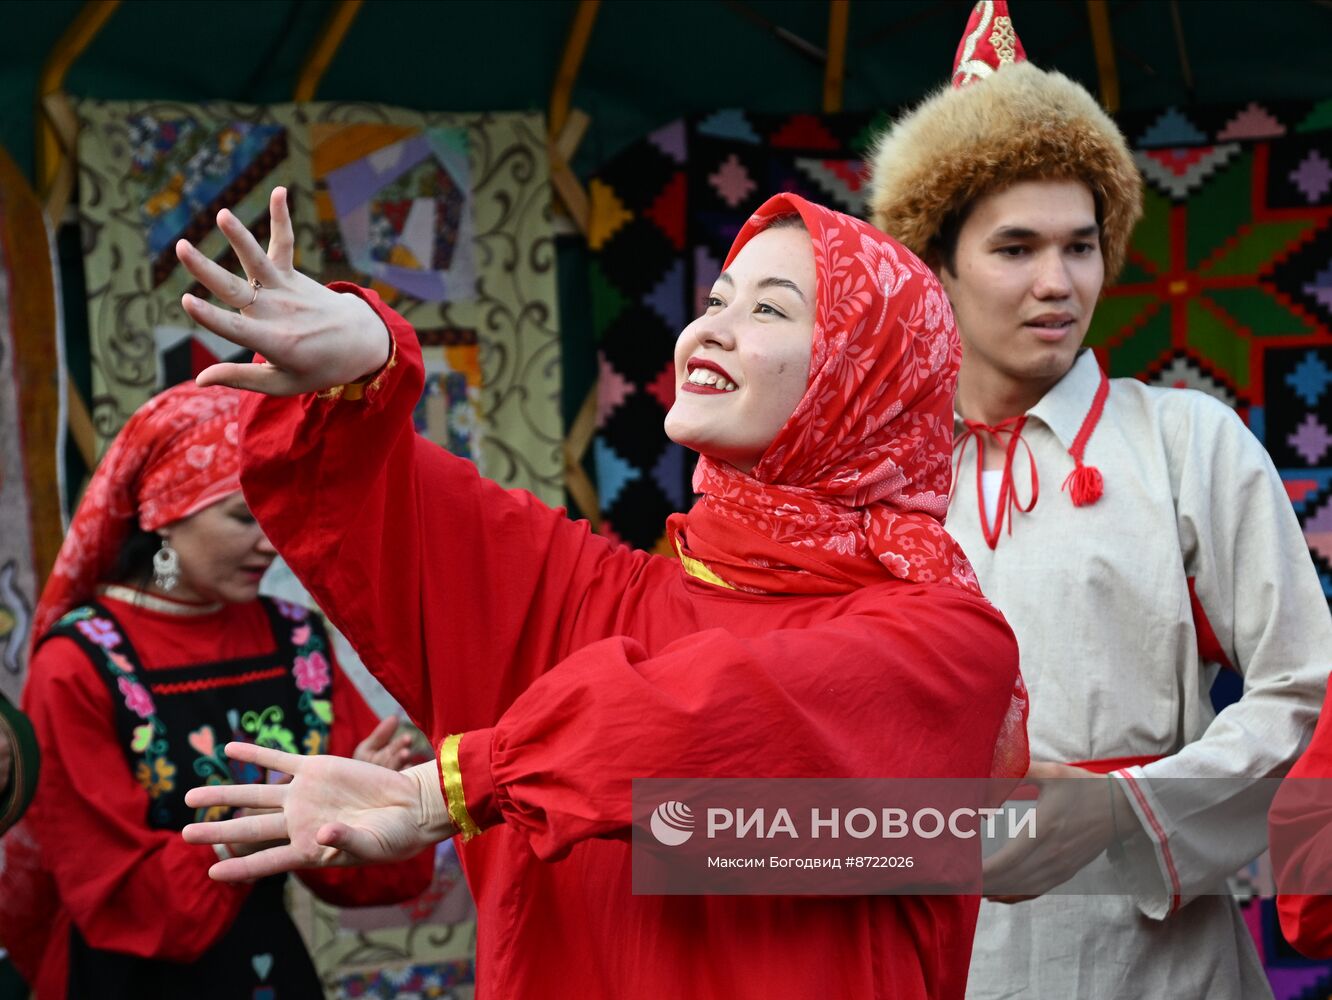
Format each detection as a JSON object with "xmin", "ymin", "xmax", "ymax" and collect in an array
[
  {"xmin": 587, "ymin": 110, "xmax": 882, "ymax": 552},
  {"xmin": 76, "ymin": 102, "xmax": 561, "ymax": 504},
  {"xmin": 1089, "ymin": 100, "xmax": 1332, "ymax": 614},
  {"xmin": 1088, "ymin": 103, "xmax": 1332, "ymax": 996},
  {"xmin": 0, "ymin": 147, "xmax": 63, "ymax": 704}
]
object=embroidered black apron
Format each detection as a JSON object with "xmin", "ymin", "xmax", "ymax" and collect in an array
[{"xmin": 48, "ymin": 597, "xmax": 334, "ymax": 1000}]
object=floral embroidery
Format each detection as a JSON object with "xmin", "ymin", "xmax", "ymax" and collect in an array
[
  {"xmin": 135, "ymin": 756, "xmax": 177, "ymax": 799},
  {"xmin": 242, "ymin": 705, "xmax": 299, "ymax": 754},
  {"xmin": 130, "ymin": 723, "xmax": 154, "ymax": 752},
  {"xmin": 76, "ymin": 616, "xmax": 122, "ymax": 648},
  {"xmin": 287, "ymin": 610, "xmax": 333, "ymax": 747},
  {"xmin": 66, "ymin": 600, "xmax": 336, "ymax": 828},
  {"xmin": 56, "ymin": 607, "xmax": 95, "ymax": 627},
  {"xmin": 118, "ymin": 675, "xmax": 156, "ymax": 718},
  {"xmin": 187, "ymin": 724, "xmax": 217, "ymax": 758},
  {"xmin": 293, "ymin": 651, "xmax": 331, "ymax": 694},
  {"xmin": 272, "ymin": 598, "xmax": 308, "ymax": 622}
]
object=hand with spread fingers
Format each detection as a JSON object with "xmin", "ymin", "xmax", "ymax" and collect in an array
[
  {"xmin": 175, "ymin": 186, "xmax": 389, "ymax": 396},
  {"xmin": 982, "ymin": 760, "xmax": 1130, "ymax": 903},
  {"xmin": 182, "ymin": 741, "xmax": 455, "ymax": 882}
]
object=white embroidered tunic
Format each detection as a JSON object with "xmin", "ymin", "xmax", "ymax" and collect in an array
[{"xmin": 956, "ymin": 350, "xmax": 1332, "ymax": 1000}]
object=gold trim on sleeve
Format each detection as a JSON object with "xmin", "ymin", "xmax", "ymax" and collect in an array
[
  {"xmin": 319, "ymin": 326, "xmax": 399, "ymax": 403},
  {"xmin": 438, "ymin": 733, "xmax": 482, "ymax": 841}
]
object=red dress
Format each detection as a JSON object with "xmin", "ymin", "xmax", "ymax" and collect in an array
[
  {"xmin": 18, "ymin": 589, "xmax": 433, "ymax": 998},
  {"xmin": 1273, "ymin": 675, "xmax": 1332, "ymax": 956},
  {"xmin": 238, "ymin": 289, "xmax": 1023, "ymax": 999}
]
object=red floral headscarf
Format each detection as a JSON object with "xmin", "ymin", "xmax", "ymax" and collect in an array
[
  {"xmin": 669, "ymin": 193, "xmax": 981, "ymax": 597},
  {"xmin": 33, "ymin": 381, "xmax": 244, "ymax": 640}
]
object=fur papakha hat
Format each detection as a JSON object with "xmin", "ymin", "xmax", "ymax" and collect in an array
[{"xmin": 867, "ymin": 1, "xmax": 1143, "ymax": 284}]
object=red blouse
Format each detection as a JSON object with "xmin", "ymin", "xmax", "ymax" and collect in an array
[{"xmin": 238, "ymin": 288, "xmax": 1023, "ymax": 1000}]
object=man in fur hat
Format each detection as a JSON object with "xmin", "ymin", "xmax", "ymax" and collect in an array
[{"xmin": 869, "ymin": 2, "xmax": 1332, "ymax": 997}]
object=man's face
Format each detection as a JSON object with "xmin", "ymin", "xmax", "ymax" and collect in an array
[{"xmin": 939, "ymin": 178, "xmax": 1105, "ymax": 393}]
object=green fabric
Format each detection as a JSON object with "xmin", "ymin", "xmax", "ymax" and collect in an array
[{"xmin": 0, "ymin": 693, "xmax": 38, "ymax": 835}]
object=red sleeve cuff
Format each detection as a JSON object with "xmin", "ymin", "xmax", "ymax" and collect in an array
[
  {"xmin": 438, "ymin": 728, "xmax": 501, "ymax": 837},
  {"xmin": 316, "ymin": 282, "xmax": 400, "ymax": 403},
  {"xmin": 458, "ymin": 727, "xmax": 500, "ymax": 830}
]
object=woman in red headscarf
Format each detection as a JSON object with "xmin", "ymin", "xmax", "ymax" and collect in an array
[
  {"xmin": 174, "ymin": 187, "xmax": 1028, "ymax": 1000},
  {"xmin": 4, "ymin": 381, "xmax": 433, "ymax": 999}
]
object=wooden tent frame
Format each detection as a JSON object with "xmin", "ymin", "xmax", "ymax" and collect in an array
[{"xmin": 34, "ymin": 0, "xmax": 1124, "ymax": 527}]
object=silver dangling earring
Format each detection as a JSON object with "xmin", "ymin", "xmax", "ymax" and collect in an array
[{"xmin": 153, "ymin": 538, "xmax": 180, "ymax": 592}]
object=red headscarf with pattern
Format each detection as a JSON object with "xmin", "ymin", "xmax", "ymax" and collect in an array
[
  {"xmin": 667, "ymin": 193, "xmax": 981, "ymax": 597},
  {"xmin": 33, "ymin": 381, "xmax": 244, "ymax": 640}
]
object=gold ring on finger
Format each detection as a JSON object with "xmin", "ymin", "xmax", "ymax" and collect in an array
[{"xmin": 243, "ymin": 276, "xmax": 262, "ymax": 310}]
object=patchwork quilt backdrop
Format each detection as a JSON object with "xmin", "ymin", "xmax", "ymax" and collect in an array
[{"xmin": 77, "ymin": 101, "xmax": 562, "ymax": 505}]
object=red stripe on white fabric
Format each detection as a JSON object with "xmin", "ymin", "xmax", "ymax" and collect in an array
[{"xmin": 1118, "ymin": 768, "xmax": 1183, "ymax": 915}]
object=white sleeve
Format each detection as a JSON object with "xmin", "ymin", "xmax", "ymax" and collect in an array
[{"xmin": 1109, "ymin": 393, "xmax": 1332, "ymax": 918}]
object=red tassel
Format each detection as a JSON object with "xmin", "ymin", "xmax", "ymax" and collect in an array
[{"xmin": 1063, "ymin": 465, "xmax": 1103, "ymax": 507}]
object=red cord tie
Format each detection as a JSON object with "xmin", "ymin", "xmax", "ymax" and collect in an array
[
  {"xmin": 955, "ymin": 365, "xmax": 1111, "ymax": 548},
  {"xmin": 1061, "ymin": 368, "xmax": 1110, "ymax": 508},
  {"xmin": 954, "ymin": 414, "xmax": 1039, "ymax": 550}
]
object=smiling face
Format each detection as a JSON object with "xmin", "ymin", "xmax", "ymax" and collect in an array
[
  {"xmin": 939, "ymin": 178, "xmax": 1105, "ymax": 416},
  {"xmin": 663, "ymin": 223, "xmax": 816, "ymax": 474},
  {"xmin": 157, "ymin": 492, "xmax": 277, "ymax": 604}
]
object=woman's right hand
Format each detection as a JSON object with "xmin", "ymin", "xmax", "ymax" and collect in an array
[{"xmin": 174, "ymin": 186, "xmax": 389, "ymax": 396}]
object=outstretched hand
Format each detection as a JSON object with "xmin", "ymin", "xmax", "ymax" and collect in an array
[
  {"xmin": 183, "ymin": 742, "xmax": 455, "ymax": 882},
  {"xmin": 175, "ymin": 186, "xmax": 389, "ymax": 396}
]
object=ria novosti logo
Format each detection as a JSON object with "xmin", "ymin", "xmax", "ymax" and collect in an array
[{"xmin": 650, "ymin": 800, "xmax": 696, "ymax": 846}]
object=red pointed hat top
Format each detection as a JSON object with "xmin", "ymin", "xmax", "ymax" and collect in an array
[{"xmin": 952, "ymin": 1, "xmax": 1027, "ymax": 89}]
